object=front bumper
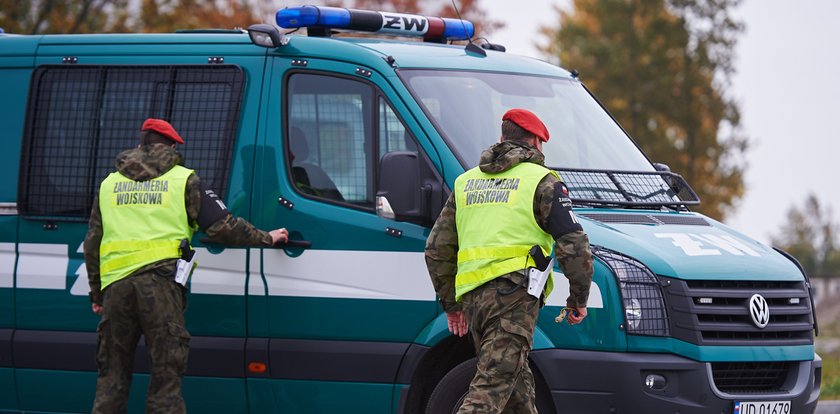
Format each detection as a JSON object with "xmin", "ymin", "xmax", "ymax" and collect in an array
[{"xmin": 530, "ymin": 348, "xmax": 821, "ymax": 414}]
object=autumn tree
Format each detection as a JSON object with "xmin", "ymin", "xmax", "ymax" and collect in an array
[
  {"xmin": 772, "ymin": 194, "xmax": 840, "ymax": 278},
  {"xmin": 0, "ymin": 0, "xmax": 130, "ymax": 34},
  {"xmin": 0, "ymin": 0, "xmax": 260, "ymax": 34},
  {"xmin": 540, "ymin": 0, "xmax": 747, "ymax": 220},
  {"xmin": 132, "ymin": 0, "xmax": 258, "ymax": 33}
]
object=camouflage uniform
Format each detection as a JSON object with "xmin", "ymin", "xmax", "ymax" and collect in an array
[
  {"xmin": 425, "ymin": 141, "xmax": 594, "ymax": 414},
  {"xmin": 84, "ymin": 144, "xmax": 273, "ymax": 413}
]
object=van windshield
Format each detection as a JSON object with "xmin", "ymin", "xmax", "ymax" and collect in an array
[{"xmin": 399, "ymin": 70, "xmax": 654, "ymax": 172}]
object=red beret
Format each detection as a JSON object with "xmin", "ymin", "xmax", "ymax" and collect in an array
[
  {"xmin": 502, "ymin": 109, "xmax": 549, "ymax": 142},
  {"xmin": 141, "ymin": 118, "xmax": 184, "ymax": 144}
]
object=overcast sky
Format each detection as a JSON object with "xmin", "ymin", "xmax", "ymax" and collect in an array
[{"xmin": 484, "ymin": 0, "xmax": 840, "ymax": 244}]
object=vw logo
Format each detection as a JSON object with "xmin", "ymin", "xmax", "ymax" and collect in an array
[{"xmin": 749, "ymin": 294, "xmax": 770, "ymax": 328}]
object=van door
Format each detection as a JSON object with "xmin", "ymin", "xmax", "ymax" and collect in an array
[
  {"xmin": 13, "ymin": 57, "xmax": 258, "ymax": 412},
  {"xmin": 252, "ymin": 59, "xmax": 442, "ymax": 412},
  {"xmin": 0, "ymin": 51, "xmax": 32, "ymax": 412}
]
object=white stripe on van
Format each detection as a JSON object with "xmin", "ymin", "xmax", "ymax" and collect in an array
[
  {"xmin": 248, "ymin": 251, "xmax": 265, "ymax": 296},
  {"xmin": 547, "ymin": 273, "xmax": 604, "ymax": 309},
  {"xmin": 0, "ymin": 243, "xmax": 14, "ymax": 288},
  {"xmin": 17, "ymin": 243, "xmax": 68, "ymax": 290},
  {"xmin": 189, "ymin": 248, "xmax": 248, "ymax": 296},
  {"xmin": 69, "ymin": 242, "xmax": 89, "ymax": 295},
  {"xmin": 260, "ymin": 249, "xmax": 603, "ymax": 307},
  {"xmin": 23, "ymin": 241, "xmax": 604, "ymax": 307},
  {"xmin": 263, "ymin": 249, "xmax": 436, "ymax": 301}
]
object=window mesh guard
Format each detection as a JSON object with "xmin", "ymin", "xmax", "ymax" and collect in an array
[
  {"xmin": 552, "ymin": 168, "xmax": 700, "ymax": 208},
  {"xmin": 19, "ymin": 65, "xmax": 244, "ymax": 220}
]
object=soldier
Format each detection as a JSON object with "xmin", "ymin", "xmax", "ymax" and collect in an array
[
  {"xmin": 425, "ymin": 109, "xmax": 594, "ymax": 414},
  {"xmin": 84, "ymin": 118, "xmax": 288, "ymax": 413}
]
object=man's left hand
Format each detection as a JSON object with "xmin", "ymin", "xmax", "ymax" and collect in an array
[
  {"xmin": 446, "ymin": 311, "xmax": 468, "ymax": 337},
  {"xmin": 567, "ymin": 306, "xmax": 586, "ymax": 325},
  {"xmin": 91, "ymin": 303, "xmax": 103, "ymax": 315},
  {"xmin": 269, "ymin": 228, "xmax": 289, "ymax": 244}
]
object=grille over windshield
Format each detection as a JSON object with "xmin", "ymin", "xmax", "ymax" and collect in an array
[{"xmin": 553, "ymin": 168, "xmax": 700, "ymax": 208}]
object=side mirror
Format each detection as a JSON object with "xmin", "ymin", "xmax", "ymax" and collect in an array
[
  {"xmin": 377, "ymin": 151, "xmax": 440, "ymax": 226},
  {"xmin": 652, "ymin": 163, "xmax": 671, "ymax": 172}
]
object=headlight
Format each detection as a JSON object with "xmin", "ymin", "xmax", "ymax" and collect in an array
[{"xmin": 593, "ymin": 247, "xmax": 669, "ymax": 336}]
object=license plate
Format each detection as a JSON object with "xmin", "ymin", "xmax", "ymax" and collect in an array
[{"xmin": 734, "ymin": 400, "xmax": 791, "ymax": 414}]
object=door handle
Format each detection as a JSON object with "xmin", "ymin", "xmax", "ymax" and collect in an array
[
  {"xmin": 198, "ymin": 237, "xmax": 311, "ymax": 249},
  {"xmin": 274, "ymin": 239, "xmax": 312, "ymax": 249}
]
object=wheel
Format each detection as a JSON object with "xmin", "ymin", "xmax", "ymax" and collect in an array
[
  {"xmin": 425, "ymin": 358, "xmax": 476, "ymax": 414},
  {"xmin": 425, "ymin": 358, "xmax": 555, "ymax": 414}
]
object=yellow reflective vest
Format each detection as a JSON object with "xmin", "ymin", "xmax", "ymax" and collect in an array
[
  {"xmin": 454, "ymin": 162, "xmax": 558, "ymax": 301},
  {"xmin": 98, "ymin": 165, "xmax": 195, "ymax": 290}
]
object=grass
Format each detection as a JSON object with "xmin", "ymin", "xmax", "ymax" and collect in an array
[
  {"xmin": 821, "ymin": 354, "xmax": 840, "ymax": 399},
  {"xmin": 817, "ymin": 296, "xmax": 840, "ymax": 399}
]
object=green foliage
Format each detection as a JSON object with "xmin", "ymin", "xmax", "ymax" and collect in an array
[
  {"xmin": 540, "ymin": 0, "xmax": 748, "ymax": 221},
  {"xmin": 772, "ymin": 194, "xmax": 840, "ymax": 278},
  {"xmin": 821, "ymin": 355, "xmax": 840, "ymax": 399}
]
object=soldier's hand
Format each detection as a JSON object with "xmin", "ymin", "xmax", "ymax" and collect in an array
[
  {"xmin": 446, "ymin": 311, "xmax": 468, "ymax": 337},
  {"xmin": 269, "ymin": 228, "xmax": 289, "ymax": 244},
  {"xmin": 566, "ymin": 306, "xmax": 586, "ymax": 325},
  {"xmin": 91, "ymin": 303, "xmax": 103, "ymax": 315}
]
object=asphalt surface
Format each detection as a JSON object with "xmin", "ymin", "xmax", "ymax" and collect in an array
[{"xmin": 819, "ymin": 400, "xmax": 840, "ymax": 414}]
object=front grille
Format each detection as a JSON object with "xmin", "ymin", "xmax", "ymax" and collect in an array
[
  {"xmin": 711, "ymin": 361, "xmax": 790, "ymax": 394},
  {"xmin": 665, "ymin": 278, "xmax": 814, "ymax": 346}
]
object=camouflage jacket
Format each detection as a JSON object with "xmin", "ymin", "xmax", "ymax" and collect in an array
[
  {"xmin": 84, "ymin": 144, "xmax": 273, "ymax": 304},
  {"xmin": 425, "ymin": 141, "xmax": 594, "ymax": 312}
]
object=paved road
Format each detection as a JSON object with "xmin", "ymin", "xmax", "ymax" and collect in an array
[{"xmin": 819, "ymin": 400, "xmax": 840, "ymax": 414}]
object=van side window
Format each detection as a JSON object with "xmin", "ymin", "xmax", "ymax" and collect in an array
[
  {"xmin": 287, "ymin": 73, "xmax": 375, "ymax": 206},
  {"xmin": 379, "ymin": 97, "xmax": 417, "ymax": 156},
  {"xmin": 18, "ymin": 65, "xmax": 244, "ymax": 220},
  {"xmin": 286, "ymin": 73, "xmax": 423, "ymax": 210}
]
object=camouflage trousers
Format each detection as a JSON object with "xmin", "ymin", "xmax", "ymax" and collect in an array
[
  {"xmin": 92, "ymin": 269, "xmax": 190, "ymax": 414},
  {"xmin": 459, "ymin": 274, "xmax": 540, "ymax": 414}
]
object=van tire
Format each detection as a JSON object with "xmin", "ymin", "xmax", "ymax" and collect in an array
[
  {"xmin": 425, "ymin": 358, "xmax": 555, "ymax": 414},
  {"xmin": 425, "ymin": 359, "xmax": 475, "ymax": 414}
]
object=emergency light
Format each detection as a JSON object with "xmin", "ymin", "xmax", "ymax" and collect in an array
[{"xmin": 276, "ymin": 6, "xmax": 475, "ymax": 41}]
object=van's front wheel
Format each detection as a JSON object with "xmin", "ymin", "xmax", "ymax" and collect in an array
[
  {"xmin": 424, "ymin": 358, "xmax": 555, "ymax": 414},
  {"xmin": 425, "ymin": 359, "xmax": 475, "ymax": 414}
]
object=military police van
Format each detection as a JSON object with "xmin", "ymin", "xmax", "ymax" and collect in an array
[{"xmin": 0, "ymin": 5, "xmax": 821, "ymax": 413}]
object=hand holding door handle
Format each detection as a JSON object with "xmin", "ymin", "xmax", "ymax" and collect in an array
[
  {"xmin": 268, "ymin": 228, "xmax": 312, "ymax": 248},
  {"xmin": 269, "ymin": 228, "xmax": 289, "ymax": 244},
  {"xmin": 268, "ymin": 227, "xmax": 312, "ymax": 249}
]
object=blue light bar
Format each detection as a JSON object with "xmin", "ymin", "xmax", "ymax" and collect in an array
[
  {"xmin": 275, "ymin": 6, "xmax": 475, "ymax": 41},
  {"xmin": 277, "ymin": 6, "xmax": 351, "ymax": 28},
  {"xmin": 441, "ymin": 17, "xmax": 474, "ymax": 40}
]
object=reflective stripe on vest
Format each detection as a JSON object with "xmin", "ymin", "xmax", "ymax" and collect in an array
[
  {"xmin": 99, "ymin": 165, "xmax": 195, "ymax": 290},
  {"xmin": 454, "ymin": 162, "xmax": 558, "ymax": 301}
]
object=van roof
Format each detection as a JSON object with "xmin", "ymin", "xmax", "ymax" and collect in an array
[
  {"xmin": 332, "ymin": 37, "xmax": 570, "ymax": 77},
  {"xmin": 0, "ymin": 31, "xmax": 571, "ymax": 78}
]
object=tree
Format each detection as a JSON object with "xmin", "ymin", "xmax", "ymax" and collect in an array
[
  {"xmin": 771, "ymin": 194, "xmax": 840, "ymax": 278},
  {"xmin": 3, "ymin": 0, "xmax": 498, "ymax": 44},
  {"xmin": 0, "ymin": 0, "xmax": 130, "ymax": 34},
  {"xmin": 0, "ymin": 0, "xmax": 260, "ymax": 35},
  {"xmin": 132, "ymin": 0, "xmax": 259, "ymax": 33},
  {"xmin": 540, "ymin": 0, "xmax": 748, "ymax": 221}
]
